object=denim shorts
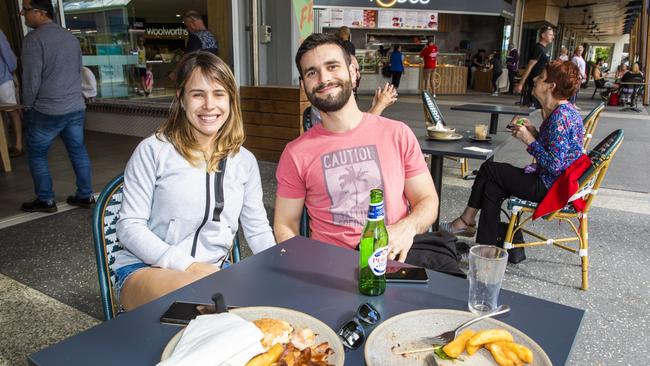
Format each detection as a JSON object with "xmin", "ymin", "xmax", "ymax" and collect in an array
[{"xmin": 114, "ymin": 262, "xmax": 149, "ymax": 301}]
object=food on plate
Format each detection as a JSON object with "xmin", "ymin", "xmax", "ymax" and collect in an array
[
  {"xmin": 250, "ymin": 318, "xmax": 335, "ymax": 366},
  {"xmin": 254, "ymin": 318, "xmax": 293, "ymax": 350},
  {"xmin": 245, "ymin": 343, "xmax": 284, "ymax": 366},
  {"xmin": 468, "ymin": 328, "xmax": 514, "ymax": 347},
  {"xmin": 433, "ymin": 328, "xmax": 533, "ymax": 365},
  {"xmin": 485, "ymin": 342, "xmax": 519, "ymax": 366},
  {"xmin": 290, "ymin": 328, "xmax": 316, "ymax": 350},
  {"xmin": 501, "ymin": 341, "xmax": 533, "ymax": 363},
  {"xmin": 442, "ymin": 329, "xmax": 476, "ymax": 358}
]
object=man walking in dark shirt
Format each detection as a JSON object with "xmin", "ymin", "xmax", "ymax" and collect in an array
[
  {"xmin": 183, "ymin": 10, "xmax": 218, "ymax": 55},
  {"xmin": 20, "ymin": 0, "xmax": 94, "ymax": 213},
  {"xmin": 514, "ymin": 26, "xmax": 555, "ymax": 108}
]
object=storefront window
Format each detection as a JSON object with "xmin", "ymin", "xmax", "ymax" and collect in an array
[
  {"xmin": 59, "ymin": 0, "xmax": 205, "ymax": 100},
  {"xmin": 63, "ymin": 0, "xmax": 133, "ymax": 98}
]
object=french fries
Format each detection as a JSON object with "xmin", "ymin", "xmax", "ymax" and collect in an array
[
  {"xmin": 468, "ymin": 329, "xmax": 514, "ymax": 347},
  {"xmin": 245, "ymin": 343, "xmax": 284, "ymax": 366},
  {"xmin": 485, "ymin": 342, "xmax": 515, "ymax": 366},
  {"xmin": 442, "ymin": 329, "xmax": 476, "ymax": 358},
  {"xmin": 437, "ymin": 328, "xmax": 535, "ymax": 365}
]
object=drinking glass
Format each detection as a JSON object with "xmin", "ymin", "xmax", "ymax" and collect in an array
[
  {"xmin": 474, "ymin": 124, "xmax": 488, "ymax": 139},
  {"xmin": 468, "ymin": 245, "xmax": 508, "ymax": 315}
]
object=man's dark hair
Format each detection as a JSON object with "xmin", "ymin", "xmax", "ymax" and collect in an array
[
  {"xmin": 596, "ymin": 58, "xmax": 603, "ymax": 64},
  {"xmin": 478, "ymin": 49, "xmax": 486, "ymax": 54},
  {"xmin": 31, "ymin": 0, "xmax": 55, "ymax": 19},
  {"xmin": 539, "ymin": 25, "xmax": 554, "ymax": 35},
  {"xmin": 294, "ymin": 33, "xmax": 351, "ymax": 78}
]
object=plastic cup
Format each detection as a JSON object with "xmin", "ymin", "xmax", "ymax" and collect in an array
[{"xmin": 468, "ymin": 245, "xmax": 508, "ymax": 315}]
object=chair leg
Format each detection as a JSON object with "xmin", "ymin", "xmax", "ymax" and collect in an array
[
  {"xmin": 503, "ymin": 211, "xmax": 518, "ymax": 248},
  {"xmin": 460, "ymin": 158, "xmax": 468, "ymax": 178},
  {"xmin": 580, "ymin": 215, "xmax": 589, "ymax": 291}
]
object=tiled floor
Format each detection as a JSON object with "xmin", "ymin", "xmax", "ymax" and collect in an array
[{"xmin": 1, "ymin": 89, "xmax": 649, "ymax": 365}]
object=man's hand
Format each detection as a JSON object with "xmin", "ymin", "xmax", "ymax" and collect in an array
[
  {"xmin": 513, "ymin": 83, "xmax": 523, "ymax": 94},
  {"xmin": 386, "ymin": 220, "xmax": 417, "ymax": 263}
]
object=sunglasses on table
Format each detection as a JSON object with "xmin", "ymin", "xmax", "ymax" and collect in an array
[{"xmin": 336, "ymin": 302, "xmax": 381, "ymax": 350}]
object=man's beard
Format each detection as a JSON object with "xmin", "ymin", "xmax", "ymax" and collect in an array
[{"xmin": 306, "ymin": 77, "xmax": 353, "ymax": 113}]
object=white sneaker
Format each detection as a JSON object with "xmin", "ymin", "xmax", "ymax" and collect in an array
[{"xmin": 491, "ymin": 92, "xmax": 498, "ymax": 96}]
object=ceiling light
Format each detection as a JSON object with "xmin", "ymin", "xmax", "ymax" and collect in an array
[{"xmin": 176, "ymin": 14, "xmax": 181, "ymax": 18}]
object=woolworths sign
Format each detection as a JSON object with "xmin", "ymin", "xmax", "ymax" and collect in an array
[{"xmin": 145, "ymin": 25, "xmax": 188, "ymax": 39}]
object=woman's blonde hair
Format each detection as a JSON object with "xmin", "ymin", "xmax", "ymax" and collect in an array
[
  {"xmin": 157, "ymin": 52, "xmax": 245, "ymax": 172},
  {"xmin": 631, "ymin": 62, "xmax": 641, "ymax": 74}
]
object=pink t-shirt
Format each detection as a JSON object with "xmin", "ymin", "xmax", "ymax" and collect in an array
[{"xmin": 276, "ymin": 113, "xmax": 428, "ymax": 249}]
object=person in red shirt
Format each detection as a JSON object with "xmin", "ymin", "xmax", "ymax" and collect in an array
[{"xmin": 420, "ymin": 40, "xmax": 439, "ymax": 95}]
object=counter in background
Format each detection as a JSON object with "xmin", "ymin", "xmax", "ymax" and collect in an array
[{"xmin": 358, "ymin": 64, "xmax": 467, "ymax": 95}]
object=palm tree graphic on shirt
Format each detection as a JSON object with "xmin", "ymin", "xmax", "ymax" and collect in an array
[{"xmin": 338, "ymin": 166, "xmax": 369, "ymax": 211}]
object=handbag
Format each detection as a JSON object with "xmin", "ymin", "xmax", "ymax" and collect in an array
[
  {"xmin": 496, "ymin": 222, "xmax": 526, "ymax": 264},
  {"xmin": 608, "ymin": 92, "xmax": 619, "ymax": 106}
]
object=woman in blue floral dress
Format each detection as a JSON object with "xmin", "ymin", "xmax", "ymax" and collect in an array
[{"xmin": 442, "ymin": 60, "xmax": 584, "ymax": 245}]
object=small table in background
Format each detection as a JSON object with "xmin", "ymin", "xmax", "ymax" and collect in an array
[
  {"xmin": 0, "ymin": 103, "xmax": 22, "ymax": 173},
  {"xmin": 451, "ymin": 103, "xmax": 534, "ymax": 134},
  {"xmin": 416, "ymin": 130, "xmax": 511, "ymax": 230}
]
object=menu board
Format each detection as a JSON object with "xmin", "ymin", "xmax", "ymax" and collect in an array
[
  {"xmin": 378, "ymin": 10, "xmax": 438, "ymax": 30},
  {"xmin": 320, "ymin": 8, "xmax": 377, "ymax": 28}
]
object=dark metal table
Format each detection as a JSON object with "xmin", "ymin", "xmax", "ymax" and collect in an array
[
  {"xmin": 416, "ymin": 129, "xmax": 511, "ymax": 230},
  {"xmin": 451, "ymin": 104, "xmax": 534, "ymax": 134},
  {"xmin": 29, "ymin": 238, "xmax": 584, "ymax": 366}
]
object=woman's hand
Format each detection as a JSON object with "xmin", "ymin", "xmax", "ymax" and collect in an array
[
  {"xmin": 509, "ymin": 116, "xmax": 538, "ymax": 136},
  {"xmin": 512, "ymin": 124, "xmax": 536, "ymax": 145},
  {"xmin": 186, "ymin": 262, "xmax": 219, "ymax": 276}
]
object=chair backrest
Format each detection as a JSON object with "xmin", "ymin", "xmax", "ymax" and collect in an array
[
  {"xmin": 582, "ymin": 102, "xmax": 604, "ymax": 149},
  {"xmin": 422, "ymin": 91, "xmax": 446, "ymax": 128},
  {"xmin": 92, "ymin": 173, "xmax": 243, "ymax": 321},
  {"xmin": 568, "ymin": 129, "xmax": 624, "ymax": 212},
  {"xmin": 302, "ymin": 106, "xmax": 313, "ymax": 132},
  {"xmin": 91, "ymin": 174, "xmax": 126, "ymax": 320}
]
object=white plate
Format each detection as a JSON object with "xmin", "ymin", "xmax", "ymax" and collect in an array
[
  {"xmin": 160, "ymin": 306, "xmax": 344, "ymax": 365},
  {"xmin": 426, "ymin": 133, "xmax": 463, "ymax": 141},
  {"xmin": 364, "ymin": 309, "xmax": 551, "ymax": 366}
]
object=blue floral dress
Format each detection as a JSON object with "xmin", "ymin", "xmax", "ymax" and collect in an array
[{"xmin": 526, "ymin": 103, "xmax": 584, "ymax": 188}]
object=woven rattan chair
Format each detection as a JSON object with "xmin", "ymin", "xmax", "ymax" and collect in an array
[
  {"xmin": 503, "ymin": 129, "xmax": 624, "ymax": 291},
  {"xmin": 582, "ymin": 102, "xmax": 604, "ymax": 150},
  {"xmin": 91, "ymin": 174, "xmax": 242, "ymax": 320}
]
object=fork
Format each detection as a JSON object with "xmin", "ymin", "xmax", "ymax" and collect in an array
[{"xmin": 422, "ymin": 304, "xmax": 511, "ymax": 345}]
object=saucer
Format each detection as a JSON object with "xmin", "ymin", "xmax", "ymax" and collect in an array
[{"xmin": 470, "ymin": 136, "xmax": 492, "ymax": 142}]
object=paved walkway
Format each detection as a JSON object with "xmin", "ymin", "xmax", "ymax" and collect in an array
[{"xmin": 0, "ymin": 89, "xmax": 648, "ymax": 365}]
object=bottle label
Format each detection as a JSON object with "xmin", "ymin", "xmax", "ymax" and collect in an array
[
  {"xmin": 367, "ymin": 202, "xmax": 385, "ymax": 221},
  {"xmin": 368, "ymin": 247, "xmax": 388, "ymax": 276}
]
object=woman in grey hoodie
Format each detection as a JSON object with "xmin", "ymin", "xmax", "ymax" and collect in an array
[{"xmin": 115, "ymin": 52, "xmax": 275, "ymax": 310}]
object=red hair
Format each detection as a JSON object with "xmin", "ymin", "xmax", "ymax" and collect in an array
[{"xmin": 543, "ymin": 60, "xmax": 581, "ymax": 99}]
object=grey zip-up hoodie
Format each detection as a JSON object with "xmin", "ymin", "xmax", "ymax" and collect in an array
[{"xmin": 115, "ymin": 135, "xmax": 275, "ymax": 272}]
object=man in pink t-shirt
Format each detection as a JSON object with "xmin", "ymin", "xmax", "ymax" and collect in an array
[
  {"xmin": 274, "ymin": 33, "xmax": 439, "ymax": 263},
  {"xmin": 420, "ymin": 40, "xmax": 439, "ymax": 95}
]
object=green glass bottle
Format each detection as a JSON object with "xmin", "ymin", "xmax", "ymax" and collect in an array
[{"xmin": 358, "ymin": 189, "xmax": 389, "ymax": 296}]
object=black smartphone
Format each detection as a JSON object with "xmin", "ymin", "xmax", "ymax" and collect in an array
[
  {"xmin": 160, "ymin": 301, "xmax": 237, "ymax": 325},
  {"xmin": 385, "ymin": 266, "xmax": 429, "ymax": 283}
]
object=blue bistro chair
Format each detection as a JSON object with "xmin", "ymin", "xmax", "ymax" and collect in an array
[{"xmin": 91, "ymin": 173, "xmax": 242, "ymax": 321}]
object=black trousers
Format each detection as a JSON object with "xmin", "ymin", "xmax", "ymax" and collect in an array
[
  {"xmin": 507, "ymin": 69, "xmax": 516, "ymax": 94},
  {"xmin": 523, "ymin": 82, "xmax": 541, "ymax": 109},
  {"xmin": 391, "ymin": 71, "xmax": 403, "ymax": 89},
  {"xmin": 468, "ymin": 161, "xmax": 548, "ymax": 245}
]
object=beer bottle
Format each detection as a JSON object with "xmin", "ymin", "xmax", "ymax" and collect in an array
[{"xmin": 358, "ymin": 189, "xmax": 389, "ymax": 296}]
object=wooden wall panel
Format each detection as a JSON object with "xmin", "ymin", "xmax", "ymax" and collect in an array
[{"xmin": 240, "ymin": 86, "xmax": 308, "ymax": 162}]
